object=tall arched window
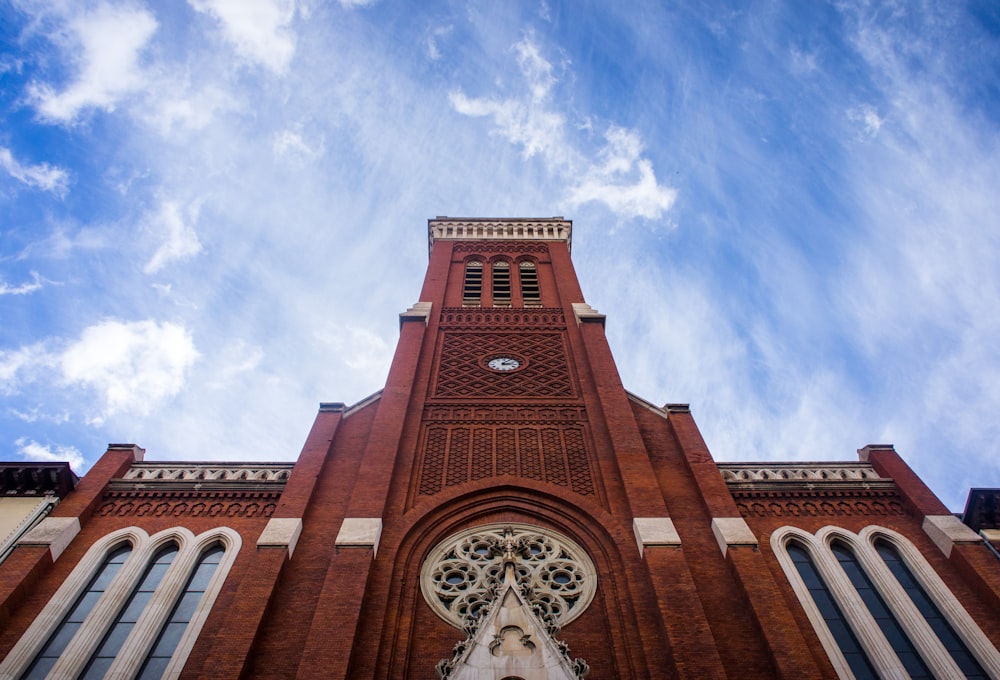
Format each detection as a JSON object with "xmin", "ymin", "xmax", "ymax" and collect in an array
[
  {"xmin": 518, "ymin": 261, "xmax": 541, "ymax": 307},
  {"xmin": 786, "ymin": 542, "xmax": 877, "ymax": 679},
  {"xmin": 874, "ymin": 540, "xmax": 988, "ymax": 678},
  {"xmin": 80, "ymin": 544, "xmax": 179, "ymax": 679},
  {"xmin": 492, "ymin": 261, "xmax": 511, "ymax": 307},
  {"xmin": 137, "ymin": 543, "xmax": 225, "ymax": 679},
  {"xmin": 463, "ymin": 260, "xmax": 483, "ymax": 307},
  {"xmin": 772, "ymin": 526, "xmax": 1000, "ymax": 679},
  {"xmin": 0, "ymin": 527, "xmax": 241, "ymax": 680},
  {"xmin": 830, "ymin": 540, "xmax": 931, "ymax": 678},
  {"xmin": 23, "ymin": 543, "xmax": 133, "ymax": 679}
]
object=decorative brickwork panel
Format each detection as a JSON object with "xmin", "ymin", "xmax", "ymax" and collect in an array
[
  {"xmin": 419, "ymin": 427, "xmax": 448, "ymax": 496},
  {"xmin": 434, "ymin": 332, "xmax": 574, "ymax": 398},
  {"xmin": 519, "ymin": 429, "xmax": 542, "ymax": 481},
  {"xmin": 424, "ymin": 406, "xmax": 585, "ymax": 422},
  {"xmin": 563, "ymin": 428, "xmax": 595, "ymax": 496},
  {"xmin": 446, "ymin": 428, "xmax": 470, "ymax": 487},
  {"xmin": 417, "ymin": 424, "xmax": 595, "ymax": 497},
  {"xmin": 452, "ymin": 242, "xmax": 550, "ymax": 255},
  {"xmin": 439, "ymin": 308, "xmax": 565, "ymax": 330},
  {"xmin": 734, "ymin": 492, "xmax": 906, "ymax": 518},
  {"xmin": 541, "ymin": 428, "xmax": 568, "ymax": 487},
  {"xmin": 471, "ymin": 428, "xmax": 493, "ymax": 481},
  {"xmin": 97, "ymin": 492, "xmax": 279, "ymax": 518},
  {"xmin": 496, "ymin": 428, "xmax": 516, "ymax": 477}
]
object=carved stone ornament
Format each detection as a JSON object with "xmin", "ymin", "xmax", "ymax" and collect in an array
[
  {"xmin": 420, "ymin": 523, "xmax": 597, "ymax": 630},
  {"xmin": 423, "ymin": 524, "xmax": 592, "ymax": 679}
]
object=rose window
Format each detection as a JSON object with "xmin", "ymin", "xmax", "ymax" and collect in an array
[{"xmin": 420, "ymin": 523, "xmax": 597, "ymax": 629}]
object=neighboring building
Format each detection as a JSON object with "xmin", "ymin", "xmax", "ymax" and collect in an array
[
  {"xmin": 1, "ymin": 217, "xmax": 999, "ymax": 679},
  {"xmin": 0, "ymin": 463, "xmax": 77, "ymax": 566}
]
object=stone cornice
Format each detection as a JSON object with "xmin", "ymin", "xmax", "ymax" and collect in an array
[
  {"xmin": 720, "ymin": 462, "xmax": 894, "ymax": 492},
  {"xmin": 111, "ymin": 463, "xmax": 294, "ymax": 492},
  {"xmin": 0, "ymin": 462, "xmax": 77, "ymax": 497},
  {"xmin": 428, "ymin": 217, "xmax": 572, "ymax": 255}
]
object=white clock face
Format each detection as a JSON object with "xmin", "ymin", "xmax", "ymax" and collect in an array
[{"xmin": 487, "ymin": 357, "xmax": 521, "ymax": 372}]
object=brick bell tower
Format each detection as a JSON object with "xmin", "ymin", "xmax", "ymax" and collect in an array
[{"xmin": 255, "ymin": 216, "xmax": 739, "ymax": 678}]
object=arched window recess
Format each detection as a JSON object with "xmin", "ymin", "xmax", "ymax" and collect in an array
[
  {"xmin": 772, "ymin": 525, "xmax": 1000, "ymax": 679},
  {"xmin": 518, "ymin": 260, "xmax": 541, "ymax": 307},
  {"xmin": 463, "ymin": 260, "xmax": 483, "ymax": 307},
  {"xmin": 0, "ymin": 526, "xmax": 241, "ymax": 680},
  {"xmin": 492, "ymin": 260, "xmax": 512, "ymax": 307}
]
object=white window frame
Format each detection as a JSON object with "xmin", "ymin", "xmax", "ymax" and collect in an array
[
  {"xmin": 772, "ymin": 525, "xmax": 1000, "ymax": 679},
  {"xmin": 0, "ymin": 526, "xmax": 241, "ymax": 680}
]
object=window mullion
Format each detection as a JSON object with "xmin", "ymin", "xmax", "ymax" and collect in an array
[
  {"xmin": 103, "ymin": 541, "xmax": 198, "ymax": 680},
  {"xmin": 46, "ymin": 542, "xmax": 153, "ymax": 680},
  {"xmin": 810, "ymin": 540, "xmax": 906, "ymax": 678},
  {"xmin": 853, "ymin": 543, "xmax": 965, "ymax": 679}
]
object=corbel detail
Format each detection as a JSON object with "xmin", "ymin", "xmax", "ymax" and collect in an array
[
  {"xmin": 257, "ymin": 517, "xmax": 304, "ymax": 558},
  {"xmin": 710, "ymin": 517, "xmax": 758, "ymax": 557},
  {"xmin": 17, "ymin": 516, "xmax": 80, "ymax": 562},
  {"xmin": 922, "ymin": 515, "xmax": 980, "ymax": 558},
  {"xmin": 633, "ymin": 517, "xmax": 681, "ymax": 557},
  {"xmin": 400, "ymin": 301, "xmax": 433, "ymax": 329},
  {"xmin": 571, "ymin": 303, "xmax": 606, "ymax": 327},
  {"xmin": 335, "ymin": 517, "xmax": 383, "ymax": 558}
]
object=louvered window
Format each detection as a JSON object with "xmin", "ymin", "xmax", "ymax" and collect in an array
[
  {"xmin": 519, "ymin": 262, "xmax": 541, "ymax": 307},
  {"xmin": 463, "ymin": 261, "xmax": 483, "ymax": 307},
  {"xmin": 492, "ymin": 261, "xmax": 511, "ymax": 307}
]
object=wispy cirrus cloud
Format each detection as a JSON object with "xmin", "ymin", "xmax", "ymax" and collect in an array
[
  {"xmin": 27, "ymin": 3, "xmax": 157, "ymax": 123},
  {"xmin": 566, "ymin": 127, "xmax": 677, "ymax": 220},
  {"xmin": 0, "ymin": 272, "xmax": 45, "ymax": 296},
  {"xmin": 450, "ymin": 33, "xmax": 677, "ymax": 221},
  {"xmin": 143, "ymin": 200, "xmax": 203, "ymax": 274},
  {"xmin": 0, "ymin": 147, "xmax": 69, "ymax": 193}
]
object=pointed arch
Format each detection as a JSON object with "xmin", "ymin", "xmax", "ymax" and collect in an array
[
  {"xmin": 0, "ymin": 526, "xmax": 241, "ymax": 680},
  {"xmin": 771, "ymin": 525, "xmax": 1000, "ymax": 679}
]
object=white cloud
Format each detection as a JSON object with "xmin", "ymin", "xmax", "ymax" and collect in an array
[
  {"xmin": 206, "ymin": 340, "xmax": 264, "ymax": 388},
  {"xmin": 15, "ymin": 437, "xmax": 85, "ymax": 471},
  {"xmin": 29, "ymin": 3, "xmax": 157, "ymax": 122},
  {"xmin": 314, "ymin": 324, "xmax": 392, "ymax": 372},
  {"xmin": 567, "ymin": 127, "xmax": 678, "ymax": 220},
  {"xmin": 59, "ymin": 319, "xmax": 199, "ymax": 421},
  {"xmin": 450, "ymin": 35, "xmax": 677, "ymax": 221},
  {"xmin": 425, "ymin": 24, "xmax": 453, "ymax": 61},
  {"xmin": 273, "ymin": 128, "xmax": 324, "ymax": 161},
  {"xmin": 0, "ymin": 344, "xmax": 49, "ymax": 395},
  {"xmin": 0, "ymin": 272, "xmax": 44, "ymax": 296},
  {"xmin": 449, "ymin": 91, "xmax": 567, "ymax": 162},
  {"xmin": 189, "ymin": 0, "xmax": 297, "ymax": 73},
  {"xmin": 143, "ymin": 84, "xmax": 238, "ymax": 134},
  {"xmin": 338, "ymin": 0, "xmax": 377, "ymax": 7},
  {"xmin": 847, "ymin": 104, "xmax": 883, "ymax": 139},
  {"xmin": 0, "ymin": 147, "xmax": 69, "ymax": 193},
  {"xmin": 514, "ymin": 34, "xmax": 556, "ymax": 101},
  {"xmin": 143, "ymin": 200, "xmax": 203, "ymax": 274}
]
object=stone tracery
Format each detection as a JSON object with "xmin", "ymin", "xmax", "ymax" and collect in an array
[{"xmin": 420, "ymin": 524, "xmax": 597, "ymax": 631}]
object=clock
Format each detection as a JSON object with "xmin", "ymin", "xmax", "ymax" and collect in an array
[{"xmin": 487, "ymin": 357, "xmax": 521, "ymax": 372}]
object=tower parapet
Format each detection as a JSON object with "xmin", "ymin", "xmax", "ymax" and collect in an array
[{"xmin": 428, "ymin": 216, "xmax": 572, "ymax": 254}]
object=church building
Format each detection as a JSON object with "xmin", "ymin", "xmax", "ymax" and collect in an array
[{"xmin": 1, "ymin": 217, "xmax": 999, "ymax": 678}]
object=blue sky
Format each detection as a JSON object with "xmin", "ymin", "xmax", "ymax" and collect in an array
[{"xmin": 1, "ymin": 0, "xmax": 998, "ymax": 511}]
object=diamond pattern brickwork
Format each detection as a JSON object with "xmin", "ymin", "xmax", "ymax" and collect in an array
[
  {"xmin": 416, "ymin": 422, "xmax": 595, "ymax": 497},
  {"xmin": 434, "ymin": 332, "xmax": 574, "ymax": 398}
]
